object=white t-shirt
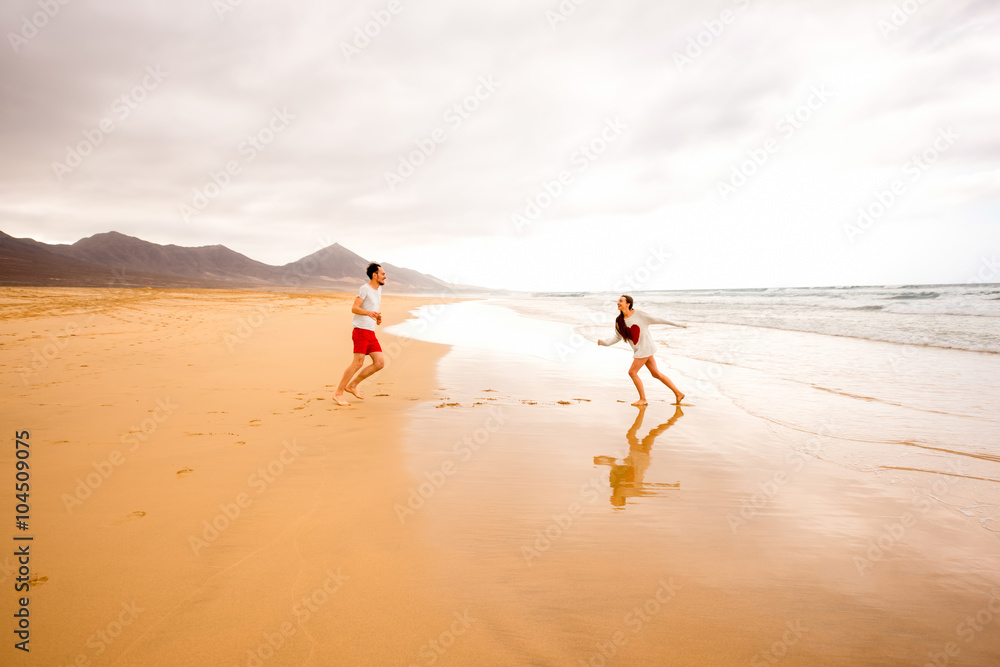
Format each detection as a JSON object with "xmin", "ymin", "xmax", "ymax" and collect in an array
[
  {"xmin": 351, "ymin": 283, "xmax": 381, "ymax": 331},
  {"xmin": 598, "ymin": 309, "xmax": 683, "ymax": 358}
]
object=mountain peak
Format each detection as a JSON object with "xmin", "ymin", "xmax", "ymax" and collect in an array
[{"xmin": 0, "ymin": 228, "xmax": 466, "ymax": 293}]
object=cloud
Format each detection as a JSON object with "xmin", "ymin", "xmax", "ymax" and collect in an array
[{"xmin": 1, "ymin": 0, "xmax": 997, "ymax": 286}]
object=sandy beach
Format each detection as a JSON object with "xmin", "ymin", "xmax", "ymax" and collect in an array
[{"xmin": 3, "ymin": 288, "xmax": 999, "ymax": 666}]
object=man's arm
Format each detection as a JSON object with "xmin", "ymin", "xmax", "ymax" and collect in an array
[{"xmin": 351, "ymin": 296, "xmax": 380, "ymax": 321}]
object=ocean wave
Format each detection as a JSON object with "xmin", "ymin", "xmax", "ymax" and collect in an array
[
  {"xmin": 530, "ymin": 292, "xmax": 589, "ymax": 298},
  {"xmin": 886, "ymin": 291, "xmax": 941, "ymax": 300},
  {"xmin": 663, "ymin": 316, "xmax": 1000, "ymax": 354}
]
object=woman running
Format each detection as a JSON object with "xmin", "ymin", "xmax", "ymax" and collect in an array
[{"xmin": 597, "ymin": 295, "xmax": 687, "ymax": 406}]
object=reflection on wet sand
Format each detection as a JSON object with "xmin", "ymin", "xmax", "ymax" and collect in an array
[{"xmin": 594, "ymin": 405, "xmax": 683, "ymax": 508}]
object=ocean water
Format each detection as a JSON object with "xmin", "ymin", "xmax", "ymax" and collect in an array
[
  {"xmin": 506, "ymin": 283, "xmax": 1000, "ymax": 354},
  {"xmin": 389, "ymin": 284, "xmax": 1000, "ymax": 532}
]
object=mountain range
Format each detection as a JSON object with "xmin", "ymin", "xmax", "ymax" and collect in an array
[{"xmin": 0, "ymin": 230, "xmax": 473, "ymax": 293}]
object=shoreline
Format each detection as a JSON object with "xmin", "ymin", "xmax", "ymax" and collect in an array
[{"xmin": 391, "ymin": 299, "xmax": 1000, "ymax": 664}]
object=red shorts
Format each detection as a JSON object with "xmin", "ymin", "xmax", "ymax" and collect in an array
[{"xmin": 352, "ymin": 328, "xmax": 382, "ymax": 355}]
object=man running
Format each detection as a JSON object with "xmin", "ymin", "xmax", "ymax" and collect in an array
[{"xmin": 334, "ymin": 263, "xmax": 386, "ymax": 406}]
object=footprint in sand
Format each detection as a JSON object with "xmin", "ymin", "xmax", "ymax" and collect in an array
[
  {"xmin": 176, "ymin": 467, "xmax": 193, "ymax": 478},
  {"xmin": 28, "ymin": 576, "xmax": 48, "ymax": 588},
  {"xmin": 249, "ymin": 419, "xmax": 262, "ymax": 426},
  {"xmin": 114, "ymin": 511, "xmax": 146, "ymax": 525},
  {"xmin": 557, "ymin": 401, "xmax": 572, "ymax": 405},
  {"xmin": 435, "ymin": 402, "xmax": 461, "ymax": 408},
  {"xmin": 375, "ymin": 393, "xmax": 389, "ymax": 397}
]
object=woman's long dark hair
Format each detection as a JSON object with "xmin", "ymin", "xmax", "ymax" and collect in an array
[{"xmin": 615, "ymin": 295, "xmax": 635, "ymax": 342}]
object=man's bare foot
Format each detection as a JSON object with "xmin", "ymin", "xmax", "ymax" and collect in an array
[
  {"xmin": 345, "ymin": 385, "xmax": 364, "ymax": 400},
  {"xmin": 333, "ymin": 392, "xmax": 351, "ymax": 406},
  {"xmin": 673, "ymin": 392, "xmax": 685, "ymax": 405},
  {"xmin": 631, "ymin": 399, "xmax": 648, "ymax": 406}
]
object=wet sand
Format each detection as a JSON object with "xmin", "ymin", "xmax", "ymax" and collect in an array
[
  {"xmin": 397, "ymin": 345, "xmax": 1000, "ymax": 666},
  {"xmin": 2, "ymin": 288, "xmax": 999, "ymax": 665}
]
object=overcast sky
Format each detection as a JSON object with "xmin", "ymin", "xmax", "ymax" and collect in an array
[{"xmin": 2, "ymin": 0, "xmax": 998, "ymax": 291}]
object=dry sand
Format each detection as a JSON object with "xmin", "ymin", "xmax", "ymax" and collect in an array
[
  {"xmin": 2, "ymin": 288, "xmax": 999, "ymax": 666},
  {"xmin": 2, "ymin": 287, "xmax": 477, "ymax": 665}
]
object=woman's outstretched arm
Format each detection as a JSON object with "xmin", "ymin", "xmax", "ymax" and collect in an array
[
  {"xmin": 597, "ymin": 329, "xmax": 623, "ymax": 346},
  {"xmin": 642, "ymin": 311, "xmax": 687, "ymax": 328}
]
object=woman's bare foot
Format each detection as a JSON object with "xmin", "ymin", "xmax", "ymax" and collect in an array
[
  {"xmin": 345, "ymin": 385, "xmax": 364, "ymax": 400},
  {"xmin": 333, "ymin": 392, "xmax": 351, "ymax": 406},
  {"xmin": 631, "ymin": 399, "xmax": 648, "ymax": 406},
  {"xmin": 673, "ymin": 392, "xmax": 685, "ymax": 405}
]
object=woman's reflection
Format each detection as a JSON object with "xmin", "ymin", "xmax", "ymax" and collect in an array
[{"xmin": 594, "ymin": 405, "xmax": 683, "ymax": 508}]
